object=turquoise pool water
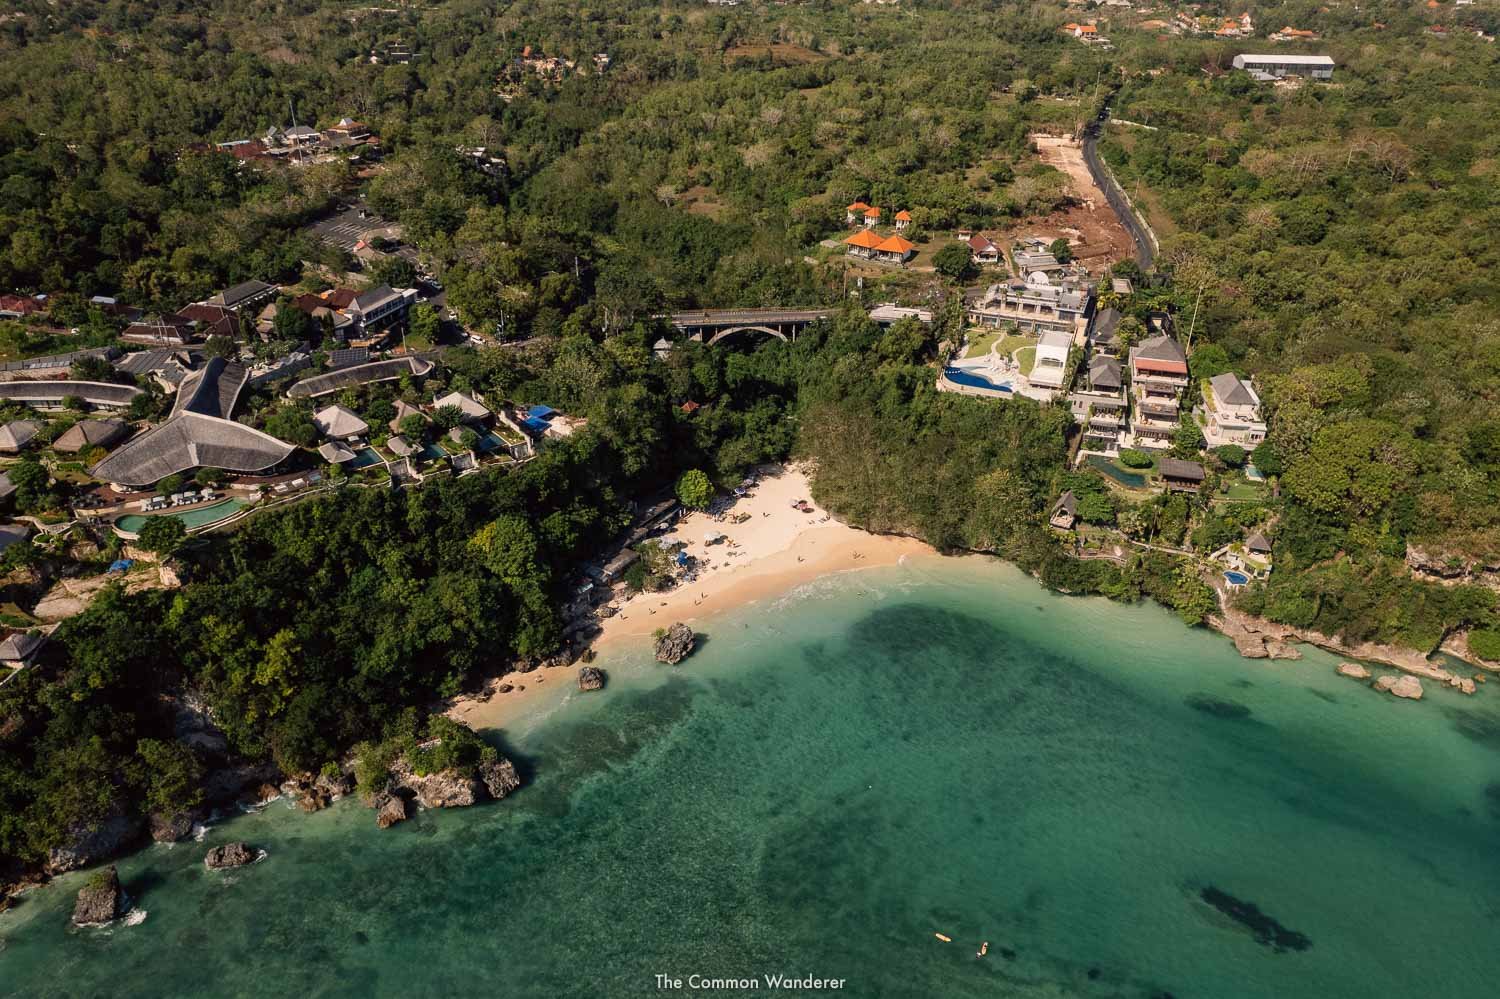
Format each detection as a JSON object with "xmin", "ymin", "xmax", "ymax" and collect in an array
[
  {"xmin": 1086, "ymin": 454, "xmax": 1149, "ymax": 488},
  {"xmin": 944, "ymin": 366, "xmax": 1014, "ymax": 392},
  {"xmin": 1224, "ymin": 570, "xmax": 1251, "ymax": 585},
  {"xmin": 115, "ymin": 498, "xmax": 247, "ymax": 534}
]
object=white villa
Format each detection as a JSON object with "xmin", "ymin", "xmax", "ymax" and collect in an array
[
  {"xmin": 1199, "ymin": 372, "xmax": 1267, "ymax": 448},
  {"xmin": 1028, "ymin": 330, "xmax": 1074, "ymax": 394}
]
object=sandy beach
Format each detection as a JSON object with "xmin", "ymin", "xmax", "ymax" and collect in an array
[{"xmin": 449, "ymin": 465, "xmax": 932, "ymax": 731}]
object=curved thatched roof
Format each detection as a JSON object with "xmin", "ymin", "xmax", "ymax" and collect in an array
[
  {"xmin": 90, "ymin": 413, "xmax": 294, "ymax": 487},
  {"xmin": 0, "ymin": 380, "xmax": 143, "ymax": 409},
  {"xmin": 171, "ymin": 357, "xmax": 248, "ymax": 420},
  {"xmin": 286, "ymin": 356, "xmax": 435, "ymax": 400}
]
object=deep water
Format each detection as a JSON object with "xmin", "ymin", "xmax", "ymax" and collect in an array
[{"xmin": 4, "ymin": 557, "xmax": 1500, "ymax": 999}]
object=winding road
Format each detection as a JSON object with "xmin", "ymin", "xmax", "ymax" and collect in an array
[{"xmin": 1081, "ymin": 106, "xmax": 1156, "ymax": 271}]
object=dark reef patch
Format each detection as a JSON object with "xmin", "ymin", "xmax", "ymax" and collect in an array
[
  {"xmin": 1199, "ymin": 886, "xmax": 1311, "ymax": 953},
  {"xmin": 1184, "ymin": 694, "xmax": 1252, "ymax": 720}
]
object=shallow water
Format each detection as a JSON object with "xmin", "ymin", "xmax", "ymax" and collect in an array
[{"xmin": 4, "ymin": 556, "xmax": 1499, "ymax": 998}]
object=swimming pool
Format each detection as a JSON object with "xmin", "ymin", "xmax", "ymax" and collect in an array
[
  {"xmin": 347, "ymin": 447, "xmax": 384, "ymax": 470},
  {"xmin": 943, "ymin": 367, "xmax": 1014, "ymax": 393},
  {"xmin": 1223, "ymin": 570, "xmax": 1250, "ymax": 586},
  {"xmin": 116, "ymin": 498, "xmax": 249, "ymax": 535},
  {"xmin": 1085, "ymin": 454, "xmax": 1148, "ymax": 488}
]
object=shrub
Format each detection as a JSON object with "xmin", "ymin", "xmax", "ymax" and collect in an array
[
  {"xmin": 1470, "ymin": 629, "xmax": 1500, "ymax": 663},
  {"xmin": 1119, "ymin": 448, "xmax": 1153, "ymax": 469},
  {"xmin": 1214, "ymin": 445, "xmax": 1246, "ymax": 468},
  {"xmin": 675, "ymin": 468, "xmax": 713, "ymax": 509}
]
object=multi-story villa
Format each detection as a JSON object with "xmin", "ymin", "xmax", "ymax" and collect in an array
[
  {"xmin": 1198, "ymin": 372, "xmax": 1267, "ymax": 448},
  {"xmin": 965, "ymin": 273, "xmax": 1092, "ymax": 336},
  {"xmin": 1069, "ymin": 354, "xmax": 1127, "ymax": 456},
  {"xmin": 1128, "ymin": 334, "xmax": 1189, "ymax": 449}
]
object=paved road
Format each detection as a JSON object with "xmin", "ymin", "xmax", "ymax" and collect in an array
[{"xmin": 1081, "ymin": 109, "xmax": 1156, "ymax": 271}]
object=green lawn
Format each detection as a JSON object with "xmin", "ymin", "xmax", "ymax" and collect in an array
[
  {"xmin": 965, "ymin": 329, "xmax": 1033, "ymax": 358},
  {"xmin": 1016, "ymin": 345, "xmax": 1036, "ymax": 376}
]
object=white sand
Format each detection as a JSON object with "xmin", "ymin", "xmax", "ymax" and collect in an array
[{"xmin": 448, "ymin": 464, "xmax": 932, "ymax": 731}]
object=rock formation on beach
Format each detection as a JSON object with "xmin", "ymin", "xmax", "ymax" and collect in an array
[
  {"xmin": 72, "ymin": 866, "xmax": 123, "ymax": 925},
  {"xmin": 1336, "ymin": 662, "xmax": 1371, "ymax": 680},
  {"xmin": 204, "ymin": 842, "xmax": 256, "ymax": 870},
  {"xmin": 578, "ymin": 665, "xmax": 606, "ymax": 691},
  {"xmin": 1375, "ymin": 674, "xmax": 1424, "ymax": 700},
  {"xmin": 655, "ymin": 622, "xmax": 696, "ymax": 664}
]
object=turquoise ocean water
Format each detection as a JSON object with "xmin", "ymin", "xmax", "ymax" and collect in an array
[{"xmin": 3, "ymin": 555, "xmax": 1500, "ymax": 998}]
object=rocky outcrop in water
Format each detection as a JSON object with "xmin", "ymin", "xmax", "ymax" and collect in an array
[
  {"xmin": 1336, "ymin": 662, "xmax": 1371, "ymax": 680},
  {"xmin": 72, "ymin": 866, "xmax": 123, "ymax": 925},
  {"xmin": 149, "ymin": 811, "xmax": 197, "ymax": 844},
  {"xmin": 47, "ymin": 814, "xmax": 143, "ymax": 874},
  {"xmin": 655, "ymin": 622, "xmax": 696, "ymax": 664},
  {"xmin": 578, "ymin": 666, "xmax": 606, "ymax": 691},
  {"xmin": 1375, "ymin": 675, "xmax": 1424, "ymax": 700},
  {"xmin": 391, "ymin": 760, "xmax": 483, "ymax": 809},
  {"xmin": 479, "ymin": 758, "xmax": 521, "ymax": 801},
  {"xmin": 375, "ymin": 793, "xmax": 409, "ymax": 829},
  {"xmin": 204, "ymin": 842, "xmax": 255, "ymax": 870}
]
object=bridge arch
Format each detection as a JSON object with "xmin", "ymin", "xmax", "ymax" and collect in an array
[{"xmin": 706, "ymin": 325, "xmax": 788, "ymax": 346}]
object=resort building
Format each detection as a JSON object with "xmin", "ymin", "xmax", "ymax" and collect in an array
[
  {"xmin": 0, "ymin": 631, "xmax": 47, "ymax": 671},
  {"xmin": 1089, "ymin": 307, "xmax": 1123, "ymax": 355},
  {"xmin": 205, "ymin": 280, "xmax": 279, "ymax": 314},
  {"xmin": 432, "ymin": 391, "xmax": 492, "ymax": 425},
  {"xmin": 1013, "ymin": 247, "xmax": 1065, "ymax": 277},
  {"xmin": 1198, "ymin": 373, "xmax": 1267, "ymax": 448},
  {"xmin": 313, "ymin": 405, "xmax": 370, "ymax": 441},
  {"xmin": 0, "ymin": 380, "xmax": 143, "ymax": 412},
  {"xmin": 1159, "ymin": 457, "xmax": 1206, "ymax": 493},
  {"xmin": 863, "ymin": 206, "xmax": 881, "ymax": 227},
  {"xmin": 1049, "ymin": 491, "xmax": 1078, "ymax": 530},
  {"xmin": 53, "ymin": 419, "xmax": 128, "ymax": 454},
  {"xmin": 845, "ymin": 201, "xmax": 871, "ymax": 224},
  {"xmin": 389, "ymin": 400, "xmax": 426, "ymax": 433},
  {"xmin": 1128, "ymin": 334, "xmax": 1189, "ymax": 449},
  {"xmin": 122, "ymin": 316, "xmax": 199, "ymax": 347},
  {"xmin": 0, "ymin": 421, "xmax": 39, "ymax": 453},
  {"xmin": 894, "ymin": 210, "xmax": 912, "ymax": 231},
  {"xmin": 844, "ymin": 229, "xmax": 882, "ymax": 259},
  {"xmin": 1069, "ymin": 354, "xmax": 1127, "ymax": 457},
  {"xmin": 968, "ymin": 234, "xmax": 1000, "ymax": 266},
  {"xmin": 872, "ymin": 233, "xmax": 915, "ymax": 265},
  {"xmin": 91, "ymin": 358, "xmax": 295, "ymax": 488},
  {"xmin": 326, "ymin": 286, "xmax": 419, "ymax": 346},
  {"xmin": 965, "ymin": 274, "xmax": 1093, "ymax": 336},
  {"xmin": 318, "ymin": 440, "xmax": 358, "ymax": 465},
  {"xmin": 844, "ymin": 231, "xmax": 915, "ymax": 265},
  {"xmin": 1028, "ymin": 330, "xmax": 1075, "ymax": 393},
  {"xmin": 286, "ymin": 356, "xmax": 434, "ymax": 400},
  {"xmin": 0, "ymin": 346, "xmax": 119, "ymax": 381},
  {"xmin": 869, "ymin": 304, "xmax": 935, "ymax": 327},
  {"xmin": 115, "ymin": 349, "xmax": 202, "ymax": 391},
  {"xmin": 1231, "ymin": 54, "xmax": 1334, "ymax": 80}
]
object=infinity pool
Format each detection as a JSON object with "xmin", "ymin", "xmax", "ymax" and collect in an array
[{"xmin": 944, "ymin": 366, "xmax": 1014, "ymax": 393}]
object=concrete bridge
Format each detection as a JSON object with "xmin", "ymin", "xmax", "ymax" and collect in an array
[{"xmin": 663, "ymin": 308, "xmax": 834, "ymax": 345}]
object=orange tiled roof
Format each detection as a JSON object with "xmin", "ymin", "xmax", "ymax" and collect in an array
[
  {"xmin": 874, "ymin": 234, "xmax": 915, "ymax": 254},
  {"xmin": 845, "ymin": 230, "xmax": 883, "ymax": 249},
  {"xmin": 864, "ymin": 206, "xmax": 882, "ymax": 218},
  {"xmin": 1062, "ymin": 22, "xmax": 1080, "ymax": 31},
  {"xmin": 847, "ymin": 201, "xmax": 870, "ymax": 211},
  {"xmin": 1077, "ymin": 24, "xmax": 1098, "ymax": 34},
  {"xmin": 895, "ymin": 210, "xmax": 912, "ymax": 221}
]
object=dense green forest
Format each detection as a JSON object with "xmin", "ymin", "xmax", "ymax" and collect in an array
[{"xmin": 3, "ymin": 0, "xmax": 1500, "ymax": 881}]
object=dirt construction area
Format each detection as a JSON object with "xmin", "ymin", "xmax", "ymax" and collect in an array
[{"xmin": 1028, "ymin": 132, "xmax": 1137, "ymax": 270}]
